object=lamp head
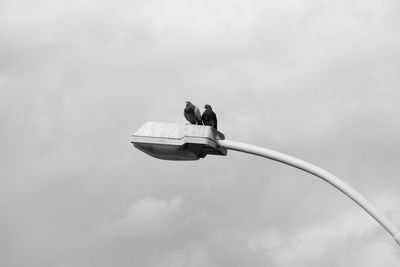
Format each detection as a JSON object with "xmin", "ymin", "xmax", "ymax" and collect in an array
[{"xmin": 131, "ymin": 122, "xmax": 226, "ymax": 160}]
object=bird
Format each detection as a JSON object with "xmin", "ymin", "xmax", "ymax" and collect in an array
[
  {"xmin": 201, "ymin": 104, "xmax": 217, "ymax": 130},
  {"xmin": 184, "ymin": 101, "xmax": 202, "ymax": 125}
]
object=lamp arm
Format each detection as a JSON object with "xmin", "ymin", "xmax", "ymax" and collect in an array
[{"xmin": 218, "ymin": 139, "xmax": 400, "ymax": 246}]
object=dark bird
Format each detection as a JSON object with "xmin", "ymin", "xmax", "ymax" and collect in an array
[
  {"xmin": 201, "ymin": 104, "xmax": 218, "ymax": 130},
  {"xmin": 184, "ymin": 101, "xmax": 202, "ymax": 125}
]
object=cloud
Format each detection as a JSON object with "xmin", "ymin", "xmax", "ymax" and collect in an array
[
  {"xmin": 244, "ymin": 195, "xmax": 400, "ymax": 266},
  {"xmin": 2, "ymin": 0, "xmax": 400, "ymax": 266},
  {"xmin": 156, "ymin": 246, "xmax": 218, "ymax": 267},
  {"xmin": 98, "ymin": 195, "xmax": 184, "ymax": 238}
]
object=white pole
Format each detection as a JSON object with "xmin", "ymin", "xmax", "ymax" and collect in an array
[{"xmin": 218, "ymin": 139, "xmax": 400, "ymax": 246}]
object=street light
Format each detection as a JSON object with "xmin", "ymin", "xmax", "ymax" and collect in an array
[
  {"xmin": 131, "ymin": 122, "xmax": 400, "ymax": 246},
  {"xmin": 132, "ymin": 121, "xmax": 227, "ymax": 160}
]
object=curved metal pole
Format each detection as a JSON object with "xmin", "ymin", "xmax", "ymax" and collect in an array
[{"xmin": 218, "ymin": 139, "xmax": 400, "ymax": 246}]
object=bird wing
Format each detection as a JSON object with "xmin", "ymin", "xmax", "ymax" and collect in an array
[
  {"xmin": 194, "ymin": 106, "xmax": 202, "ymax": 123},
  {"xmin": 213, "ymin": 112, "xmax": 218, "ymax": 130},
  {"xmin": 201, "ymin": 112, "xmax": 206, "ymax": 123}
]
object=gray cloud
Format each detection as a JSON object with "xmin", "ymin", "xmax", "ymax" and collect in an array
[{"xmin": 1, "ymin": 0, "xmax": 400, "ymax": 266}]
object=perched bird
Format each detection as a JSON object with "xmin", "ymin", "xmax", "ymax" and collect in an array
[
  {"xmin": 201, "ymin": 104, "xmax": 218, "ymax": 130},
  {"xmin": 184, "ymin": 101, "xmax": 202, "ymax": 125}
]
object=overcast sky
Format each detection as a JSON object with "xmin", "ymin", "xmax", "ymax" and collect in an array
[{"xmin": 1, "ymin": 0, "xmax": 400, "ymax": 266}]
